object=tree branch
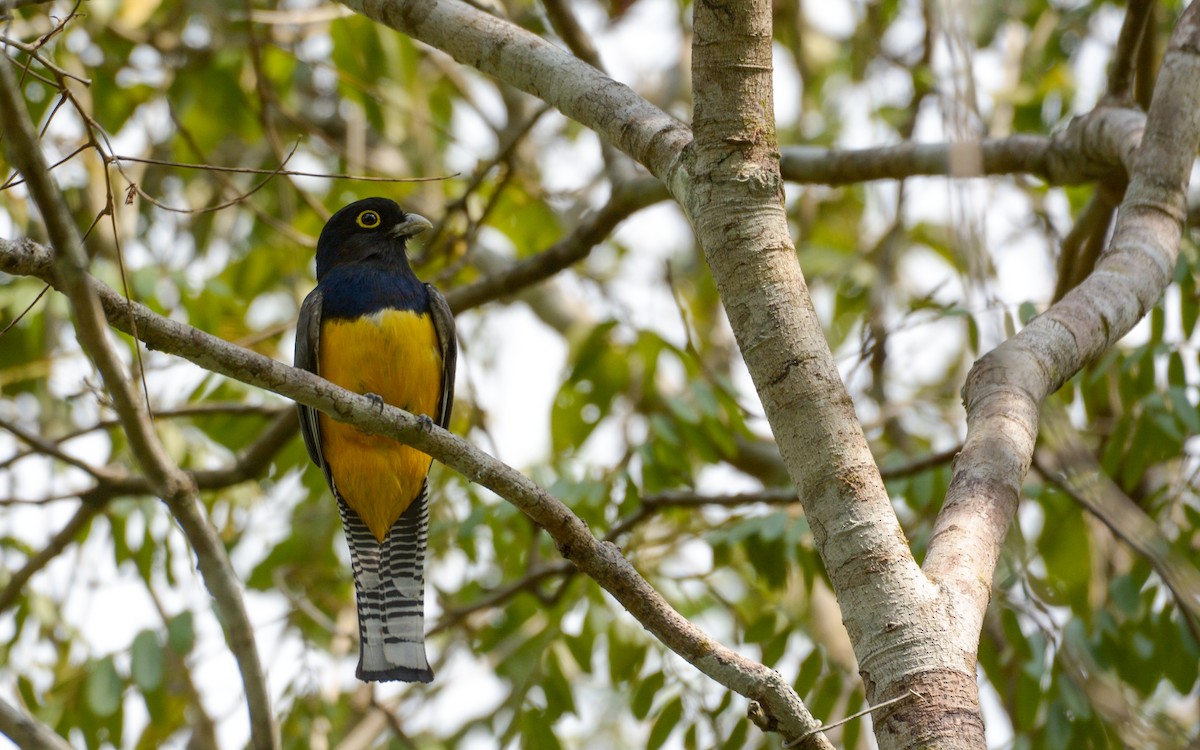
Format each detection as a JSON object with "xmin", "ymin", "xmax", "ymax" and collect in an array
[
  {"xmin": 1035, "ymin": 406, "xmax": 1200, "ymax": 637},
  {"xmin": 779, "ymin": 107, "xmax": 1145, "ymax": 185},
  {"xmin": 445, "ymin": 178, "xmax": 669, "ymax": 312},
  {"xmin": 0, "ymin": 403, "xmax": 286, "ymax": 473},
  {"xmin": 0, "ymin": 410, "xmax": 297, "ymax": 616},
  {"xmin": 0, "ymin": 501, "xmax": 103, "ymax": 613},
  {"xmin": 0, "ymin": 696, "xmax": 73, "ymax": 750},
  {"xmin": 337, "ymin": 0, "xmax": 692, "ymax": 188},
  {"xmin": 1052, "ymin": 186, "xmax": 1121, "ymax": 302},
  {"xmin": 0, "ymin": 236, "xmax": 825, "ymax": 750},
  {"xmin": 0, "ymin": 45, "xmax": 276, "ymax": 750},
  {"xmin": 922, "ymin": 0, "xmax": 1200, "ymax": 738},
  {"xmin": 0, "ymin": 416, "xmax": 124, "ymax": 483},
  {"xmin": 1107, "ymin": 0, "xmax": 1157, "ymax": 102},
  {"xmin": 682, "ymin": 2, "xmax": 906, "ymax": 747}
]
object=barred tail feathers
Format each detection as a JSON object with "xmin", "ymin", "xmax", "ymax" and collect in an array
[{"xmin": 338, "ymin": 491, "xmax": 432, "ymax": 683}]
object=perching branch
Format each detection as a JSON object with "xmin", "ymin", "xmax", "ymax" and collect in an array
[{"xmin": 0, "ymin": 236, "xmax": 826, "ymax": 748}]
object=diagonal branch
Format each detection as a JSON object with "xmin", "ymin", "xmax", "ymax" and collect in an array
[
  {"xmin": 445, "ymin": 178, "xmax": 669, "ymax": 312},
  {"xmin": 1106, "ymin": 0, "xmax": 1157, "ymax": 102},
  {"xmin": 0, "ymin": 416, "xmax": 124, "ymax": 483},
  {"xmin": 0, "ymin": 60, "xmax": 277, "ymax": 750},
  {"xmin": 0, "ymin": 500, "xmax": 103, "ymax": 613},
  {"xmin": 337, "ymin": 0, "xmax": 692, "ymax": 188},
  {"xmin": 1035, "ymin": 406, "xmax": 1200, "ymax": 637},
  {"xmin": 923, "ymin": 0, "xmax": 1200, "ymax": 727},
  {"xmin": 0, "ymin": 696, "xmax": 73, "ymax": 750},
  {"xmin": 0, "ymin": 235, "xmax": 826, "ymax": 750}
]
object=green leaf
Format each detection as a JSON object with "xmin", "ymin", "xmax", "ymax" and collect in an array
[
  {"xmin": 519, "ymin": 709, "xmax": 563, "ymax": 750},
  {"xmin": 1045, "ymin": 699, "xmax": 1073, "ymax": 748},
  {"xmin": 721, "ymin": 718, "xmax": 749, "ymax": 750},
  {"xmin": 607, "ymin": 624, "xmax": 646, "ymax": 684},
  {"xmin": 167, "ymin": 611, "xmax": 195, "ymax": 655},
  {"xmin": 795, "ymin": 648, "xmax": 825, "ymax": 697},
  {"xmin": 86, "ymin": 656, "xmax": 123, "ymax": 718},
  {"xmin": 130, "ymin": 630, "xmax": 164, "ymax": 692},
  {"xmin": 646, "ymin": 695, "xmax": 682, "ymax": 750},
  {"xmin": 541, "ymin": 648, "xmax": 577, "ymax": 720},
  {"xmin": 1113, "ymin": 573, "xmax": 1142, "ymax": 614},
  {"xmin": 632, "ymin": 671, "xmax": 665, "ymax": 720}
]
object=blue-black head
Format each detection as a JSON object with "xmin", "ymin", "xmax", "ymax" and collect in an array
[{"xmin": 315, "ymin": 197, "xmax": 432, "ymax": 280}]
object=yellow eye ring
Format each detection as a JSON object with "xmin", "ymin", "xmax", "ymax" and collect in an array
[{"xmin": 356, "ymin": 210, "xmax": 381, "ymax": 229}]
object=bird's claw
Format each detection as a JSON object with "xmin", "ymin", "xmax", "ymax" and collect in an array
[
  {"xmin": 365, "ymin": 393, "xmax": 386, "ymax": 412},
  {"xmin": 416, "ymin": 414, "xmax": 435, "ymax": 432}
]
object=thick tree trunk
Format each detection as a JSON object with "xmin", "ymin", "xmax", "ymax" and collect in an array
[{"xmin": 683, "ymin": 2, "xmax": 984, "ymax": 748}]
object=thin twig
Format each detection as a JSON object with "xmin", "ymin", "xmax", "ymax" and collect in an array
[
  {"xmin": 0, "ymin": 35, "xmax": 91, "ymax": 84},
  {"xmin": 0, "ymin": 500, "xmax": 103, "ymax": 613},
  {"xmin": 635, "ymin": 445, "xmax": 960, "ymax": 510},
  {"xmin": 109, "ymin": 153, "xmax": 454, "ymax": 182},
  {"xmin": 0, "ymin": 416, "xmax": 124, "ymax": 482},
  {"xmin": 0, "ymin": 404, "xmax": 287, "ymax": 472},
  {"xmin": 782, "ymin": 690, "xmax": 925, "ymax": 747},
  {"xmin": 430, "ymin": 561, "xmax": 575, "ymax": 635},
  {"xmin": 1036, "ymin": 405, "xmax": 1200, "ymax": 639},
  {"xmin": 0, "ymin": 283, "xmax": 49, "ymax": 336}
]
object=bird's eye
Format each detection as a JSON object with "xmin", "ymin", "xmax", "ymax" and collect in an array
[{"xmin": 356, "ymin": 210, "xmax": 381, "ymax": 229}]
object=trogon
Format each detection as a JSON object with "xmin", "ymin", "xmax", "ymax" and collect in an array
[{"xmin": 294, "ymin": 197, "xmax": 456, "ymax": 683}]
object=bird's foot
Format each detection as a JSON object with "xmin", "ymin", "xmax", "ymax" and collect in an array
[
  {"xmin": 364, "ymin": 393, "xmax": 386, "ymax": 412},
  {"xmin": 416, "ymin": 414, "xmax": 435, "ymax": 432}
]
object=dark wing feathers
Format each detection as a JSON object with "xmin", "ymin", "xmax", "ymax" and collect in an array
[
  {"xmin": 294, "ymin": 290, "xmax": 331, "ymax": 484},
  {"xmin": 426, "ymin": 283, "xmax": 457, "ymax": 429}
]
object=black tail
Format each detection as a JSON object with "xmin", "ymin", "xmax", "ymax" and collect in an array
[{"xmin": 337, "ymin": 490, "xmax": 432, "ymax": 682}]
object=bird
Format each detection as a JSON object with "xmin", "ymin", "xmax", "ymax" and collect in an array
[{"xmin": 294, "ymin": 197, "xmax": 456, "ymax": 683}]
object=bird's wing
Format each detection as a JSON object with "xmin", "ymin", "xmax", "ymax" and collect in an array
[
  {"xmin": 294, "ymin": 289, "xmax": 332, "ymax": 482},
  {"xmin": 426, "ymin": 284, "xmax": 457, "ymax": 429}
]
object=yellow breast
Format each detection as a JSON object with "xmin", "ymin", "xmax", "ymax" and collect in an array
[{"xmin": 318, "ymin": 309, "xmax": 444, "ymax": 541}]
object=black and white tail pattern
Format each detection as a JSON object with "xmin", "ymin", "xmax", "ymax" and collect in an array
[{"xmin": 337, "ymin": 488, "xmax": 433, "ymax": 683}]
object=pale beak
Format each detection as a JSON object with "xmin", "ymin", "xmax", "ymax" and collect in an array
[{"xmin": 391, "ymin": 213, "xmax": 433, "ymax": 239}]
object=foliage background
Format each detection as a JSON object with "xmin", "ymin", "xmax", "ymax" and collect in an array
[{"xmin": 0, "ymin": 0, "xmax": 1197, "ymax": 748}]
